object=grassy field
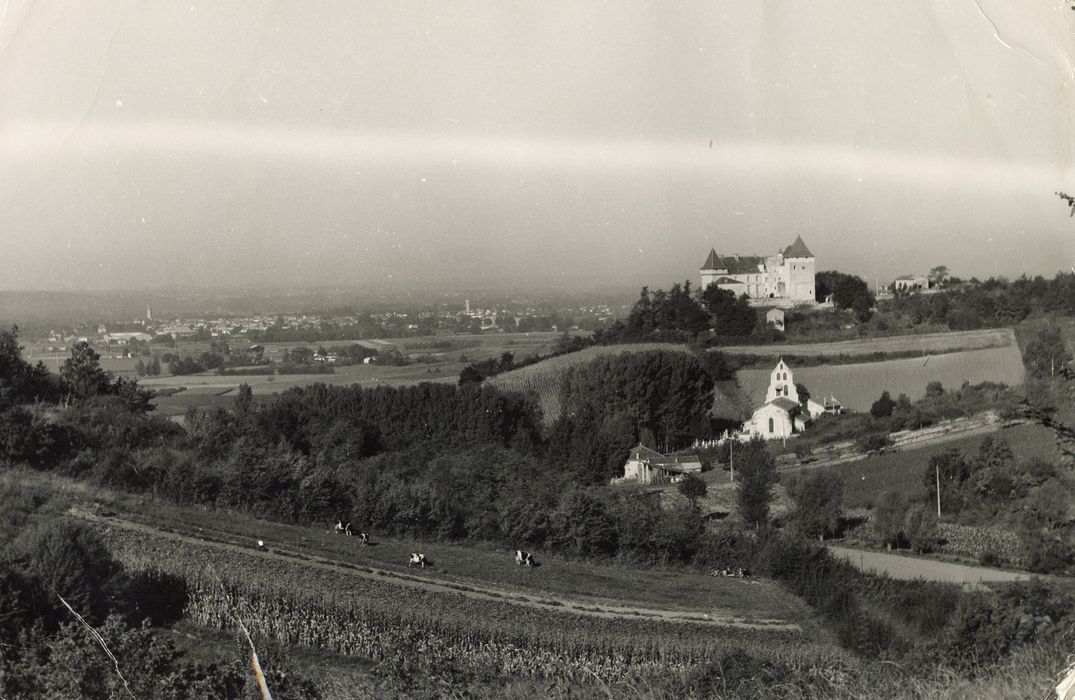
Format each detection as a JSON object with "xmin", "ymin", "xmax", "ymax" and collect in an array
[
  {"xmin": 737, "ymin": 345, "xmax": 1026, "ymax": 412},
  {"xmin": 78, "ymin": 331, "xmax": 571, "ymax": 417},
  {"xmin": 812, "ymin": 422, "xmax": 1058, "ymax": 509},
  {"xmin": 488, "ymin": 343, "xmax": 691, "ymax": 423},
  {"xmin": 721, "ymin": 328, "xmax": 1015, "ymax": 357}
]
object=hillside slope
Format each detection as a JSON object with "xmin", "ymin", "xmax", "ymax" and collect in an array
[{"xmin": 488, "ymin": 343, "xmax": 691, "ymax": 423}]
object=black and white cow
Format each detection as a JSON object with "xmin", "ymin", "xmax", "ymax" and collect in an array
[
  {"xmin": 515, "ymin": 550, "xmax": 534, "ymax": 567},
  {"xmin": 408, "ymin": 553, "xmax": 427, "ymax": 568},
  {"xmin": 334, "ymin": 520, "xmax": 353, "ymax": 536},
  {"xmin": 358, "ymin": 532, "xmax": 369, "ymax": 546}
]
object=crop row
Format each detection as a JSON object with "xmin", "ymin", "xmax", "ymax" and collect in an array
[
  {"xmin": 937, "ymin": 522, "xmax": 1024, "ymax": 566},
  {"xmin": 96, "ymin": 524, "xmax": 848, "ymax": 682}
]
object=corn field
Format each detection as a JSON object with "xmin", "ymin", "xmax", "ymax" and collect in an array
[{"xmin": 97, "ymin": 523, "xmax": 848, "ymax": 684}]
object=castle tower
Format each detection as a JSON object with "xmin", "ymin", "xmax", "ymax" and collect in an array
[
  {"xmin": 146, "ymin": 304, "xmax": 152, "ymax": 321},
  {"xmin": 700, "ymin": 249, "xmax": 722, "ymax": 289},
  {"xmin": 781, "ymin": 236, "xmax": 815, "ymax": 302}
]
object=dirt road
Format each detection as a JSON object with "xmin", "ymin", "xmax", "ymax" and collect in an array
[{"xmin": 828, "ymin": 545, "xmax": 1030, "ymax": 586}]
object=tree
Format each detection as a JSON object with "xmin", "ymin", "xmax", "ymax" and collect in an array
[
  {"xmin": 735, "ymin": 438, "xmax": 778, "ymax": 529},
  {"xmin": 135, "ymin": 359, "xmax": 146, "ymax": 376},
  {"xmin": 149, "ymin": 356, "xmax": 161, "ymax": 376},
  {"xmin": 1017, "ymin": 481, "xmax": 1073, "ymax": 573},
  {"xmin": 872, "ymin": 490, "xmax": 908, "ymax": 550},
  {"xmin": 12, "ymin": 521, "xmax": 124, "ymax": 623},
  {"xmin": 816, "ymin": 271, "xmax": 874, "ymax": 317},
  {"xmin": 903, "ymin": 503, "xmax": 938, "ymax": 554},
  {"xmin": 1024, "ymin": 325, "xmax": 1071, "ymax": 378},
  {"xmin": 928, "ymin": 265, "xmax": 950, "ymax": 287},
  {"xmin": 870, "ymin": 390, "xmax": 896, "ymax": 418},
  {"xmin": 59, "ymin": 342, "xmax": 112, "ymax": 402},
  {"xmin": 235, "ymin": 383, "xmax": 253, "ymax": 414},
  {"xmin": 925, "ymin": 381, "xmax": 945, "ymax": 399},
  {"xmin": 699, "ymin": 286, "xmax": 756, "ymax": 336},
  {"xmin": 924, "ymin": 448, "xmax": 969, "ymax": 515},
  {"xmin": 677, "ymin": 472, "xmax": 708, "ymax": 507},
  {"xmin": 787, "ymin": 470, "xmax": 844, "ymax": 540},
  {"xmin": 550, "ymin": 488, "xmax": 618, "ymax": 556}
]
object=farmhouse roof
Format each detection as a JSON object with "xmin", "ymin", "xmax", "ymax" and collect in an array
[
  {"xmin": 630, "ymin": 444, "xmax": 700, "ymax": 468},
  {"xmin": 782, "ymin": 236, "xmax": 813, "ymax": 258},
  {"xmin": 630, "ymin": 444, "xmax": 666, "ymax": 462}
]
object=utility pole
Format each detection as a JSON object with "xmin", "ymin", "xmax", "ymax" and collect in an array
[
  {"xmin": 935, "ymin": 462, "xmax": 942, "ymax": 518},
  {"xmin": 729, "ymin": 440, "xmax": 734, "ymax": 484}
]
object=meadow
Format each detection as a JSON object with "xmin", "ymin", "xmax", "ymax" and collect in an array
[
  {"xmin": 736, "ymin": 345, "xmax": 1026, "ymax": 412},
  {"xmin": 51, "ymin": 331, "xmax": 573, "ymax": 417},
  {"xmin": 812, "ymin": 422, "xmax": 1057, "ymax": 509}
]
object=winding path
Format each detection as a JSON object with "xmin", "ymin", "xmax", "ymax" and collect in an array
[{"xmin": 828, "ymin": 545, "xmax": 1030, "ymax": 587}]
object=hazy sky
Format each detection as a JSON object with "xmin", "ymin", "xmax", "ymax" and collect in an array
[{"xmin": 1, "ymin": 1, "xmax": 1073, "ymax": 292}]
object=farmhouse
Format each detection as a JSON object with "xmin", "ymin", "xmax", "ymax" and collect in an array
[
  {"xmin": 740, "ymin": 359, "xmax": 827, "ymax": 441},
  {"xmin": 766, "ymin": 308, "xmax": 785, "ymax": 332},
  {"xmin": 700, "ymin": 236, "xmax": 816, "ymax": 306},
  {"xmin": 613, "ymin": 444, "xmax": 702, "ymax": 485},
  {"xmin": 894, "ymin": 275, "xmax": 931, "ymax": 293}
]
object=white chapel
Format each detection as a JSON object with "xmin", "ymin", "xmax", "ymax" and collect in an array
[{"xmin": 741, "ymin": 360, "xmax": 828, "ymax": 440}]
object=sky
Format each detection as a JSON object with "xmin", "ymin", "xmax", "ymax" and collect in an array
[{"xmin": 1, "ymin": 1, "xmax": 1073, "ymax": 293}]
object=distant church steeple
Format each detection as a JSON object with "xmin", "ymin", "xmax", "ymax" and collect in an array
[{"xmin": 146, "ymin": 304, "xmax": 152, "ymax": 322}]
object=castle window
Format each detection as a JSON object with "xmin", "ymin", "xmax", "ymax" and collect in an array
[{"xmin": 768, "ymin": 417, "xmax": 774, "ymax": 433}]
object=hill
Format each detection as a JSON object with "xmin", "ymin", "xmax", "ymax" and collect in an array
[{"xmin": 488, "ymin": 343, "xmax": 692, "ymax": 423}]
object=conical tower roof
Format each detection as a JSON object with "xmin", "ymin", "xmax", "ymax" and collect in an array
[
  {"xmin": 782, "ymin": 236, "xmax": 813, "ymax": 258},
  {"xmin": 701, "ymin": 248, "xmax": 720, "ymax": 270}
]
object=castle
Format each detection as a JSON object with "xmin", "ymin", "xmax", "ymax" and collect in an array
[{"xmin": 700, "ymin": 236, "xmax": 816, "ymax": 306}]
